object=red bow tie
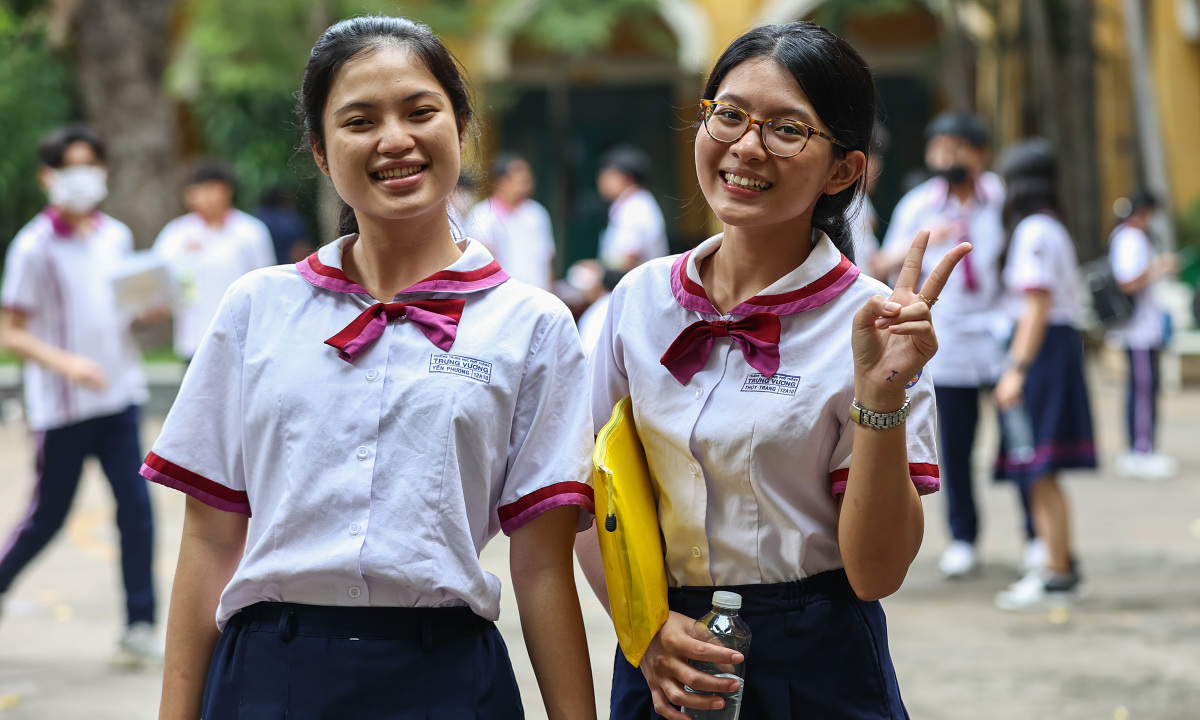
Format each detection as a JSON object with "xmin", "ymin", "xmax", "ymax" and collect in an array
[
  {"xmin": 326, "ymin": 299, "xmax": 465, "ymax": 362},
  {"xmin": 660, "ymin": 313, "xmax": 782, "ymax": 385}
]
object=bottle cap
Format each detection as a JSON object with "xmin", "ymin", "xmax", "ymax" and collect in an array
[{"xmin": 712, "ymin": 591, "xmax": 742, "ymax": 610}]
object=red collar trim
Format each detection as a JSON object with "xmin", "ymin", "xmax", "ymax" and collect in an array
[
  {"xmin": 671, "ymin": 235, "xmax": 860, "ymax": 317},
  {"xmin": 297, "ymin": 236, "xmax": 509, "ymax": 296}
]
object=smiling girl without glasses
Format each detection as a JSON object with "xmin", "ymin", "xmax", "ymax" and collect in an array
[
  {"xmin": 150, "ymin": 16, "xmax": 597, "ymax": 720},
  {"xmin": 579, "ymin": 22, "xmax": 971, "ymax": 719}
]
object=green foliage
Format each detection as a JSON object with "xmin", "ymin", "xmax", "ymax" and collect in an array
[
  {"xmin": 494, "ymin": 0, "xmax": 660, "ymax": 55},
  {"xmin": 1177, "ymin": 200, "xmax": 1200, "ymax": 288},
  {"xmin": 169, "ymin": 0, "xmax": 671, "ymax": 234},
  {"xmin": 0, "ymin": 5, "xmax": 80, "ymax": 245},
  {"xmin": 813, "ymin": 0, "xmax": 923, "ymax": 32}
]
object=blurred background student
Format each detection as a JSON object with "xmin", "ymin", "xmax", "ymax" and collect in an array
[
  {"xmin": 879, "ymin": 113, "xmax": 1039, "ymax": 580},
  {"xmin": 465, "ymin": 152, "xmax": 556, "ymax": 291},
  {"xmin": 1108, "ymin": 190, "xmax": 1180, "ymax": 480},
  {"xmin": 0, "ymin": 123, "xmax": 160, "ymax": 667},
  {"xmin": 152, "ymin": 159, "xmax": 275, "ymax": 362},
  {"xmin": 596, "ymin": 144, "xmax": 667, "ymax": 273},
  {"xmin": 253, "ymin": 185, "xmax": 313, "ymax": 265}
]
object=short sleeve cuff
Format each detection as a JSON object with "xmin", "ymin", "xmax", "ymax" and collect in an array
[
  {"xmin": 829, "ymin": 462, "xmax": 941, "ymax": 497},
  {"xmin": 497, "ymin": 481, "xmax": 595, "ymax": 535},
  {"xmin": 141, "ymin": 451, "xmax": 251, "ymax": 516}
]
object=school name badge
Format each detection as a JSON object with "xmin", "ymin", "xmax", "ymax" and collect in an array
[
  {"xmin": 741, "ymin": 372, "xmax": 801, "ymax": 396},
  {"xmin": 429, "ymin": 354, "xmax": 492, "ymax": 384}
]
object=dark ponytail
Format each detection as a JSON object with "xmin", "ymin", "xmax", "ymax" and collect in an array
[
  {"xmin": 701, "ymin": 23, "xmax": 876, "ymax": 260},
  {"xmin": 297, "ymin": 15, "xmax": 475, "ymax": 238},
  {"xmin": 997, "ymin": 138, "xmax": 1061, "ymax": 276}
]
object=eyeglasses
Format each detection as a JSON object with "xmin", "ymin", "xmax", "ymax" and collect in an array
[{"xmin": 700, "ymin": 99, "xmax": 847, "ymax": 158}]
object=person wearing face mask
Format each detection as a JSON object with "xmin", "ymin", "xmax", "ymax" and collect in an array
[
  {"xmin": 0, "ymin": 123, "xmax": 161, "ymax": 667},
  {"xmin": 878, "ymin": 113, "xmax": 1041, "ymax": 581},
  {"xmin": 152, "ymin": 160, "xmax": 276, "ymax": 362}
]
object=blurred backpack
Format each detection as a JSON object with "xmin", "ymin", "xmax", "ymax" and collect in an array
[{"xmin": 1083, "ymin": 257, "xmax": 1133, "ymax": 327}]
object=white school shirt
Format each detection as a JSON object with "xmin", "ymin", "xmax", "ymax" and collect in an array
[
  {"xmin": 1107, "ymin": 223, "xmax": 1163, "ymax": 350},
  {"xmin": 152, "ymin": 209, "xmax": 275, "ymax": 358},
  {"xmin": 1002, "ymin": 213, "xmax": 1084, "ymax": 327},
  {"xmin": 882, "ymin": 173, "xmax": 1007, "ymax": 387},
  {"xmin": 464, "ymin": 197, "xmax": 556, "ymax": 291},
  {"xmin": 141, "ymin": 236, "xmax": 595, "ymax": 629},
  {"xmin": 591, "ymin": 233, "xmax": 940, "ymax": 588},
  {"xmin": 598, "ymin": 187, "xmax": 668, "ymax": 271},
  {"xmin": 0, "ymin": 209, "xmax": 148, "ymax": 431}
]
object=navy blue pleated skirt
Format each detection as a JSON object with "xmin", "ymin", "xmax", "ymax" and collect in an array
[
  {"xmin": 994, "ymin": 325, "xmax": 1097, "ymax": 487},
  {"xmin": 610, "ymin": 569, "xmax": 910, "ymax": 720},
  {"xmin": 201, "ymin": 602, "xmax": 523, "ymax": 719}
]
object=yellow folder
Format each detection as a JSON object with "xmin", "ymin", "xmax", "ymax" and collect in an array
[{"xmin": 593, "ymin": 395, "xmax": 669, "ymax": 667}]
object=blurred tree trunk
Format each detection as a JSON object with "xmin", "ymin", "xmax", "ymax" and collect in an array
[
  {"xmin": 937, "ymin": 1, "xmax": 976, "ymax": 112},
  {"xmin": 55, "ymin": 0, "xmax": 183, "ymax": 249},
  {"xmin": 1024, "ymin": 0, "xmax": 1101, "ymax": 261}
]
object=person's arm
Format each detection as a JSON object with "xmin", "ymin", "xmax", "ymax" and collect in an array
[
  {"xmin": 159, "ymin": 497, "xmax": 247, "ymax": 720},
  {"xmin": 510, "ymin": 505, "xmax": 597, "ymax": 720},
  {"xmin": 993, "ymin": 290, "xmax": 1051, "ymax": 410},
  {"xmin": 841, "ymin": 232, "xmax": 971, "ymax": 600},
  {"xmin": 0, "ymin": 309, "xmax": 107, "ymax": 389},
  {"xmin": 573, "ymin": 523, "xmax": 610, "ymax": 614},
  {"xmin": 1116, "ymin": 252, "xmax": 1178, "ymax": 295}
]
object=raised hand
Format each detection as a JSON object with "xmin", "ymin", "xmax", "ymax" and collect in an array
[{"xmin": 851, "ymin": 230, "xmax": 972, "ymax": 409}]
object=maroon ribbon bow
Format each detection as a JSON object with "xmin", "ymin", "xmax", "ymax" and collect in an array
[
  {"xmin": 660, "ymin": 313, "xmax": 782, "ymax": 385},
  {"xmin": 325, "ymin": 299, "xmax": 466, "ymax": 362}
]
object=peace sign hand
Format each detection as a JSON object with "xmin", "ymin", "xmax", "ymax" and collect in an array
[{"xmin": 851, "ymin": 230, "xmax": 972, "ymax": 411}]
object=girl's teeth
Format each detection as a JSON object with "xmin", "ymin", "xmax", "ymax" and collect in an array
[
  {"xmin": 377, "ymin": 166, "xmax": 424, "ymax": 180},
  {"xmin": 723, "ymin": 172, "xmax": 770, "ymax": 190}
]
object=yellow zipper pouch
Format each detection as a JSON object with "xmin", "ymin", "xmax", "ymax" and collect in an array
[{"xmin": 594, "ymin": 395, "xmax": 669, "ymax": 667}]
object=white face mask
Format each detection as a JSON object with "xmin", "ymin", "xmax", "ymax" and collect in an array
[{"xmin": 48, "ymin": 166, "xmax": 108, "ymax": 214}]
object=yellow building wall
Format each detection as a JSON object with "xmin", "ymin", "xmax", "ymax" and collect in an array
[{"xmin": 1151, "ymin": 0, "xmax": 1200, "ymax": 213}]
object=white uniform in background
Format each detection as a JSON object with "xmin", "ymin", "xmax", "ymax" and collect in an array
[
  {"xmin": 153, "ymin": 209, "xmax": 275, "ymax": 359},
  {"xmin": 464, "ymin": 197, "xmax": 556, "ymax": 292},
  {"xmin": 598, "ymin": 187, "xmax": 668, "ymax": 271}
]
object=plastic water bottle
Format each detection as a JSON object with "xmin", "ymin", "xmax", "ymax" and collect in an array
[
  {"xmin": 1000, "ymin": 402, "xmax": 1036, "ymax": 465},
  {"xmin": 682, "ymin": 591, "xmax": 751, "ymax": 719}
]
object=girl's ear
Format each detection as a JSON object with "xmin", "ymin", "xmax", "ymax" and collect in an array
[
  {"xmin": 824, "ymin": 149, "xmax": 866, "ymax": 196},
  {"xmin": 311, "ymin": 136, "xmax": 331, "ymax": 176},
  {"xmin": 457, "ymin": 110, "xmax": 469, "ymax": 149}
]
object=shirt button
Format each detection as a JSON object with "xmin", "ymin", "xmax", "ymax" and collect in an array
[
  {"xmin": 349, "ymin": 522, "xmax": 361, "ymax": 535},
  {"xmin": 692, "ymin": 547, "xmax": 702, "ymax": 558},
  {"xmin": 348, "ymin": 586, "xmax": 361, "ymax": 598},
  {"xmin": 694, "ymin": 388, "xmax": 702, "ymax": 399},
  {"xmin": 356, "ymin": 446, "xmax": 369, "ymax": 460},
  {"xmin": 366, "ymin": 369, "xmax": 379, "ymax": 382},
  {"xmin": 688, "ymin": 463, "xmax": 699, "ymax": 476}
]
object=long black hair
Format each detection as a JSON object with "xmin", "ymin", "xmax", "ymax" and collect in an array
[
  {"xmin": 997, "ymin": 138, "xmax": 1061, "ymax": 275},
  {"xmin": 701, "ymin": 22, "xmax": 876, "ymax": 260},
  {"xmin": 297, "ymin": 15, "xmax": 475, "ymax": 236}
]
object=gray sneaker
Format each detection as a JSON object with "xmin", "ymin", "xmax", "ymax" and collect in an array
[{"xmin": 111, "ymin": 621, "xmax": 164, "ymax": 669}]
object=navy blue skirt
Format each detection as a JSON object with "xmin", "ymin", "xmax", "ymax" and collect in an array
[
  {"xmin": 610, "ymin": 570, "xmax": 909, "ymax": 720},
  {"xmin": 994, "ymin": 325, "xmax": 1097, "ymax": 487},
  {"xmin": 202, "ymin": 602, "xmax": 523, "ymax": 719}
]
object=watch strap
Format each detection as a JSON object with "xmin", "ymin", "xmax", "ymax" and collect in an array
[{"xmin": 850, "ymin": 394, "xmax": 911, "ymax": 430}]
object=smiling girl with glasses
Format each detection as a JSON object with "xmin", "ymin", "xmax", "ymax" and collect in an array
[{"xmin": 580, "ymin": 22, "xmax": 971, "ymax": 719}]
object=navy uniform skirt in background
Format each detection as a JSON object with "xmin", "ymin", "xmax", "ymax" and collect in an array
[
  {"xmin": 610, "ymin": 569, "xmax": 910, "ymax": 720},
  {"xmin": 201, "ymin": 602, "xmax": 523, "ymax": 719},
  {"xmin": 994, "ymin": 324, "xmax": 1097, "ymax": 486}
]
